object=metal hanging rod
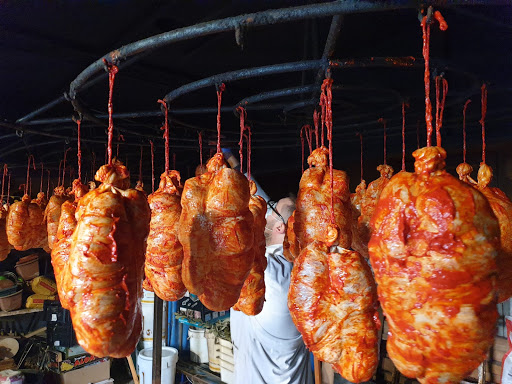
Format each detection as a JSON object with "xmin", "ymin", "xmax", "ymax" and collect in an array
[{"xmin": 68, "ymin": 1, "xmax": 428, "ymax": 102}]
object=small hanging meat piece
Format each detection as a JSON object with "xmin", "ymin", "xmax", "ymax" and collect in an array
[
  {"xmin": 45, "ymin": 186, "xmax": 70, "ymax": 250},
  {"xmin": 32, "ymin": 191, "xmax": 48, "ymax": 209},
  {"xmin": 143, "ymin": 170, "xmax": 186, "ymax": 301},
  {"xmin": 283, "ymin": 147, "xmax": 352, "ymax": 262},
  {"xmin": 179, "ymin": 153, "xmax": 254, "ymax": 311},
  {"xmin": 51, "ymin": 179, "xmax": 88, "ymax": 309},
  {"xmin": 351, "ymin": 164, "xmax": 394, "ymax": 259},
  {"xmin": 232, "ymin": 180, "xmax": 267, "ymax": 315},
  {"xmin": 368, "ymin": 146, "xmax": 499, "ymax": 384},
  {"xmin": 61, "ymin": 161, "xmax": 150, "ymax": 357},
  {"xmin": 7, "ymin": 194, "xmax": 49, "ymax": 251}
]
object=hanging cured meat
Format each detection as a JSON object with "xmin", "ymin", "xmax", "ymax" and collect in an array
[
  {"xmin": 144, "ymin": 170, "xmax": 185, "ymax": 301},
  {"xmin": 0, "ymin": 166, "xmax": 12, "ymax": 261},
  {"xmin": 288, "ymin": 78, "xmax": 379, "ymax": 383},
  {"xmin": 144, "ymin": 100, "xmax": 186, "ymax": 302},
  {"xmin": 179, "ymin": 84, "xmax": 254, "ymax": 311},
  {"xmin": 45, "ymin": 186, "xmax": 70, "ymax": 250},
  {"xmin": 368, "ymin": 147, "xmax": 499, "ymax": 384},
  {"xmin": 7, "ymin": 194, "xmax": 49, "ymax": 251},
  {"xmin": 61, "ymin": 160, "xmax": 150, "ymax": 357},
  {"xmin": 368, "ymin": 10, "xmax": 499, "ymax": 384},
  {"xmin": 284, "ymin": 147, "xmax": 352, "ymax": 262},
  {"xmin": 179, "ymin": 153, "xmax": 253, "ymax": 311},
  {"xmin": 51, "ymin": 179, "xmax": 87, "ymax": 309},
  {"xmin": 476, "ymin": 164, "xmax": 512, "ymax": 302},
  {"xmin": 232, "ymin": 118, "xmax": 267, "ymax": 316},
  {"xmin": 7, "ymin": 157, "xmax": 49, "ymax": 252},
  {"xmin": 351, "ymin": 119, "xmax": 394, "ymax": 259},
  {"xmin": 289, "ymin": 231, "xmax": 379, "ymax": 383},
  {"xmin": 351, "ymin": 164, "xmax": 393, "ymax": 259},
  {"xmin": 0, "ymin": 208, "xmax": 11, "ymax": 261},
  {"xmin": 61, "ymin": 62, "xmax": 151, "ymax": 358},
  {"xmin": 232, "ymin": 180, "xmax": 267, "ymax": 315},
  {"xmin": 457, "ymin": 87, "xmax": 512, "ymax": 303}
]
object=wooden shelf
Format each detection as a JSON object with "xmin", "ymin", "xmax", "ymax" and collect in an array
[{"xmin": 0, "ymin": 308, "xmax": 43, "ymax": 318}]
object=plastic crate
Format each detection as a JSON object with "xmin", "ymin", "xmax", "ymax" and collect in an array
[
  {"xmin": 44, "ymin": 301, "xmax": 72, "ymax": 325},
  {"xmin": 47, "ymin": 323, "xmax": 77, "ymax": 348}
]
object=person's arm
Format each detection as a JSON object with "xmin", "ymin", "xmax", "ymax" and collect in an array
[{"xmin": 222, "ymin": 148, "xmax": 270, "ymax": 202}]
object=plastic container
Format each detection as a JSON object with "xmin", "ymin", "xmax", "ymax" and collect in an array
[
  {"xmin": 137, "ymin": 347, "xmax": 178, "ymax": 384},
  {"xmin": 188, "ymin": 328, "xmax": 208, "ymax": 364},
  {"xmin": 0, "ymin": 272, "xmax": 19, "ymax": 298},
  {"xmin": 205, "ymin": 329, "xmax": 220, "ymax": 372},
  {"xmin": 15, "ymin": 254, "xmax": 39, "ymax": 281},
  {"xmin": 0, "ymin": 290, "xmax": 22, "ymax": 311},
  {"xmin": 220, "ymin": 365, "xmax": 234, "ymax": 384},
  {"xmin": 141, "ymin": 289, "xmax": 167, "ymax": 349}
]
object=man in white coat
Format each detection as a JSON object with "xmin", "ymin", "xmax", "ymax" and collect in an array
[{"xmin": 230, "ymin": 197, "xmax": 314, "ymax": 384}]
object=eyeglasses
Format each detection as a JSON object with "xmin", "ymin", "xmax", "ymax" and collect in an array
[{"xmin": 267, "ymin": 200, "xmax": 286, "ymax": 224}]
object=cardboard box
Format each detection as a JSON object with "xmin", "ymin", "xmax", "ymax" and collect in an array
[
  {"xmin": 53, "ymin": 359, "xmax": 110, "ymax": 384},
  {"xmin": 48, "ymin": 351, "xmax": 108, "ymax": 373}
]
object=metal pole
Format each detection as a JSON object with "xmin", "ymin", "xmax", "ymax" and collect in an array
[
  {"xmin": 164, "ymin": 60, "xmax": 325, "ymax": 103},
  {"xmin": 69, "ymin": 1, "xmax": 422, "ymax": 100},
  {"xmin": 152, "ymin": 296, "xmax": 164, "ymax": 384}
]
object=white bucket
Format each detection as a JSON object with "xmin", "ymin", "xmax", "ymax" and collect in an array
[
  {"xmin": 205, "ymin": 329, "xmax": 220, "ymax": 372},
  {"xmin": 188, "ymin": 328, "xmax": 208, "ymax": 363},
  {"xmin": 141, "ymin": 289, "xmax": 167, "ymax": 349},
  {"xmin": 137, "ymin": 347, "xmax": 178, "ymax": 384}
]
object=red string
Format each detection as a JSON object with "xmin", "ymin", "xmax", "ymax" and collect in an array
[
  {"xmin": 421, "ymin": 9, "xmax": 448, "ymax": 147},
  {"xmin": 116, "ymin": 134, "xmax": 124, "ymax": 159},
  {"xmin": 416, "ymin": 120, "xmax": 420, "ymax": 149},
  {"xmin": 150, "ymin": 140, "xmax": 155, "ymax": 193},
  {"xmin": 157, "ymin": 99, "xmax": 170, "ymax": 173},
  {"xmin": 421, "ymin": 15, "xmax": 433, "ymax": 146},
  {"xmin": 320, "ymin": 92, "xmax": 326, "ymax": 147},
  {"xmin": 104, "ymin": 60, "xmax": 119, "ymax": 165},
  {"xmin": 40, "ymin": 163, "xmax": 44, "ymax": 193},
  {"xmin": 7, "ymin": 173, "xmax": 11, "ymax": 207},
  {"xmin": 46, "ymin": 170, "xmax": 50, "ymax": 199},
  {"xmin": 77, "ymin": 119, "xmax": 82, "ymax": 181},
  {"xmin": 91, "ymin": 152, "xmax": 96, "ymax": 178},
  {"xmin": 237, "ymin": 106, "xmax": 247, "ymax": 174},
  {"xmin": 245, "ymin": 126, "xmax": 252, "ymax": 181},
  {"xmin": 402, "ymin": 103, "xmax": 407, "ymax": 171},
  {"xmin": 1, "ymin": 165, "xmax": 7, "ymax": 203},
  {"xmin": 62, "ymin": 148, "xmax": 71, "ymax": 188},
  {"xmin": 58, "ymin": 160, "xmax": 63, "ymax": 186},
  {"xmin": 322, "ymin": 78, "xmax": 335, "ymax": 225},
  {"xmin": 313, "ymin": 110, "xmax": 320, "ymax": 149},
  {"xmin": 198, "ymin": 132, "xmax": 203, "ymax": 167},
  {"xmin": 435, "ymin": 76, "xmax": 448, "ymax": 147},
  {"xmin": 306, "ymin": 125, "xmax": 313, "ymax": 154},
  {"xmin": 357, "ymin": 133, "xmax": 363, "ymax": 182},
  {"xmin": 463, "ymin": 99, "xmax": 471, "ymax": 163},
  {"xmin": 139, "ymin": 146, "xmax": 143, "ymax": 184},
  {"xmin": 216, "ymin": 83, "xmax": 226, "ymax": 154},
  {"xmin": 480, "ymin": 83, "xmax": 488, "ymax": 164},
  {"xmin": 378, "ymin": 118, "xmax": 387, "ymax": 165},
  {"xmin": 25, "ymin": 155, "xmax": 35, "ymax": 196},
  {"xmin": 300, "ymin": 128, "xmax": 305, "ymax": 174}
]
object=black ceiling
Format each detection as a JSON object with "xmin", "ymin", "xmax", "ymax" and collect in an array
[{"xmin": 1, "ymin": 1, "xmax": 511, "ymax": 197}]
